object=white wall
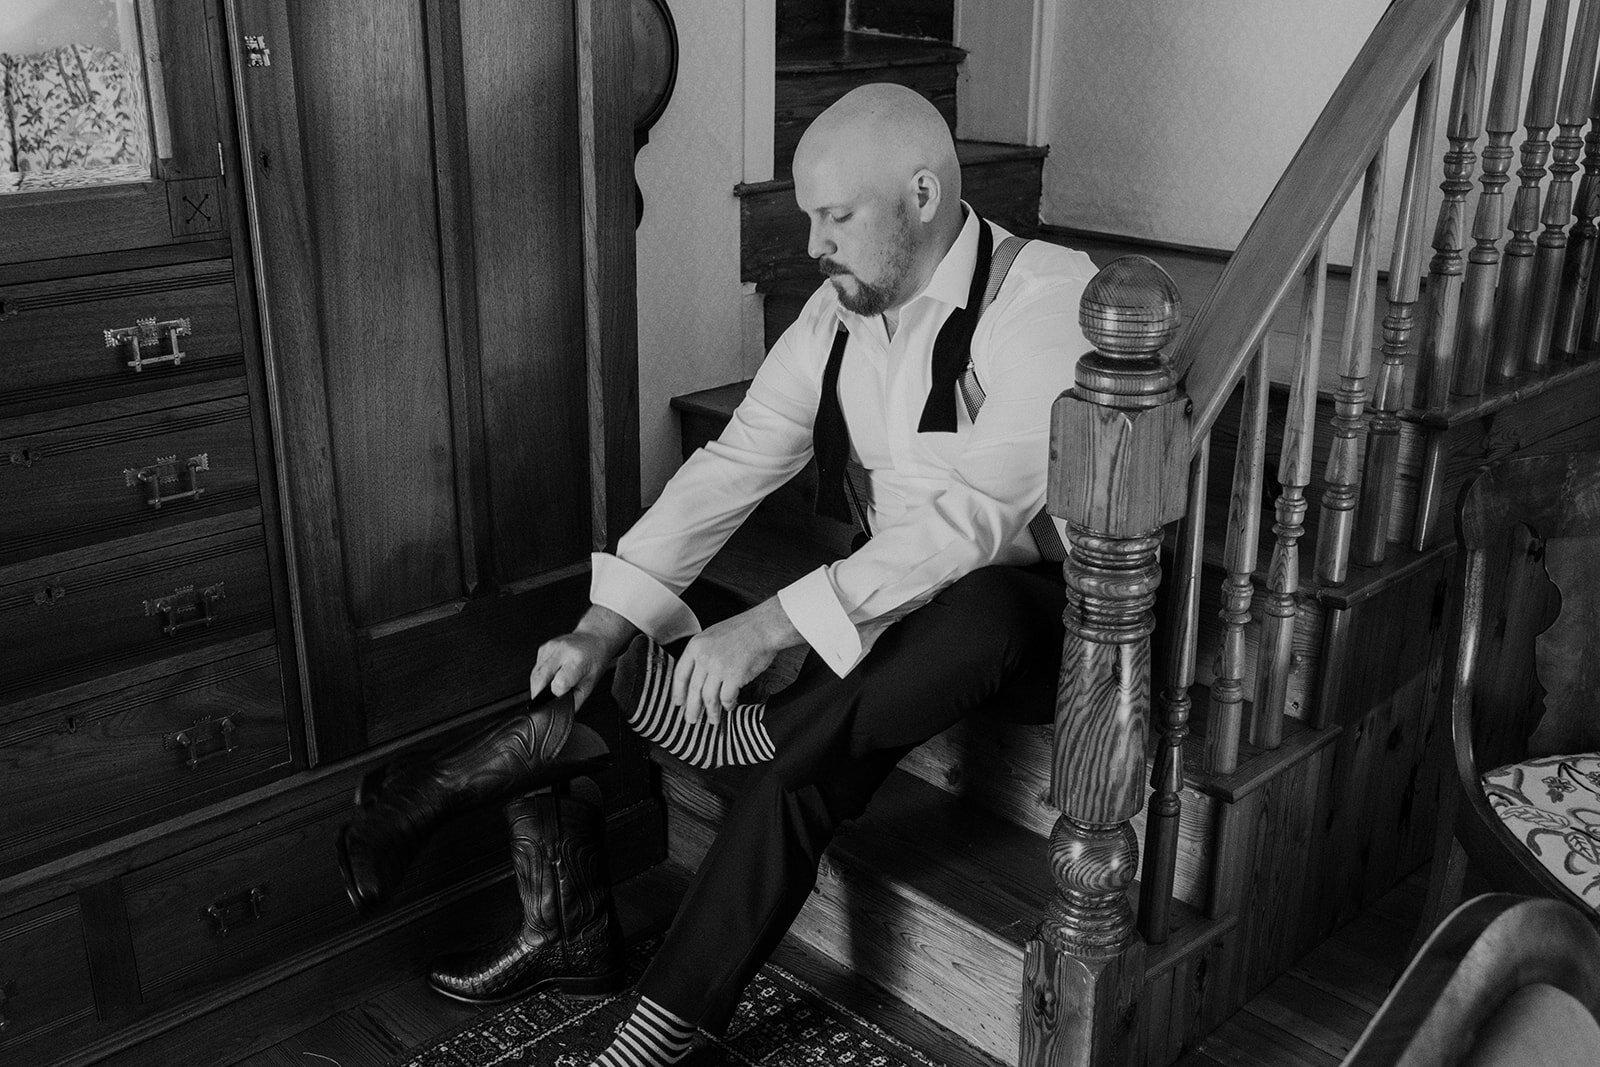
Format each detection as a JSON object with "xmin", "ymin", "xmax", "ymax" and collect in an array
[
  {"xmin": 1040, "ymin": 2, "xmax": 1394, "ymax": 255},
  {"xmin": 1037, "ymin": 0, "xmax": 1587, "ymax": 274},
  {"xmin": 632, "ymin": 0, "xmax": 769, "ymax": 502}
]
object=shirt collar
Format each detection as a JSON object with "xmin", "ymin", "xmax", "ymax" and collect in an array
[{"xmin": 833, "ymin": 202, "xmax": 980, "ymax": 329}]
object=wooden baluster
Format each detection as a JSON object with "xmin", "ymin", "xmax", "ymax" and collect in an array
[
  {"xmin": 1202, "ymin": 347, "xmax": 1267, "ymax": 776},
  {"xmin": 1414, "ymin": 0, "xmax": 1494, "ymax": 411},
  {"xmin": 1556, "ymin": 11, "xmax": 1600, "ymax": 356},
  {"xmin": 1022, "ymin": 257, "xmax": 1189, "ymax": 1066},
  {"xmin": 1357, "ymin": 62, "xmax": 1440, "ymax": 566},
  {"xmin": 1140, "ymin": 439, "xmax": 1208, "ymax": 946},
  {"xmin": 1316, "ymin": 151, "xmax": 1384, "ymax": 587},
  {"xmin": 1580, "ymin": 68, "xmax": 1600, "ymax": 348},
  {"xmin": 1455, "ymin": 0, "xmax": 1534, "ymax": 395},
  {"xmin": 1526, "ymin": 0, "xmax": 1600, "ymax": 369},
  {"xmin": 1252, "ymin": 246, "xmax": 1327, "ymax": 750},
  {"xmin": 1491, "ymin": 0, "xmax": 1570, "ymax": 382}
]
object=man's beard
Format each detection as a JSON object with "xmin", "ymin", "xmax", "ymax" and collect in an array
[
  {"xmin": 820, "ymin": 206, "xmax": 915, "ymax": 317},
  {"xmin": 827, "ymin": 271, "xmax": 897, "ymax": 316}
]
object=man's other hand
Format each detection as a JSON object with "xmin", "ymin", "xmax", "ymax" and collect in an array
[
  {"xmin": 673, "ymin": 597, "xmax": 801, "ymax": 726},
  {"xmin": 529, "ymin": 604, "xmax": 637, "ymax": 709}
]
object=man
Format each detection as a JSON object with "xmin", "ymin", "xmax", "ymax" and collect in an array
[{"xmin": 338, "ymin": 83, "xmax": 1096, "ymax": 1066}]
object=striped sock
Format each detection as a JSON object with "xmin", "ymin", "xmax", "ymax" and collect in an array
[
  {"xmin": 590, "ymin": 996, "xmax": 696, "ymax": 1066},
  {"xmin": 612, "ymin": 636, "xmax": 776, "ymax": 768}
]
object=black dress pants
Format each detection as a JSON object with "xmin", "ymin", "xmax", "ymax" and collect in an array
[{"xmin": 636, "ymin": 562, "xmax": 1066, "ymax": 1030}]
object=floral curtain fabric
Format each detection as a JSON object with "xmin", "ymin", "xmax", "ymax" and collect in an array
[{"xmin": 1, "ymin": 42, "xmax": 149, "ymax": 193}]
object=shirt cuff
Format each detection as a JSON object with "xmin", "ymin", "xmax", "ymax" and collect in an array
[
  {"xmin": 776, "ymin": 566, "xmax": 864, "ymax": 677},
  {"xmin": 589, "ymin": 553, "xmax": 701, "ymax": 644}
]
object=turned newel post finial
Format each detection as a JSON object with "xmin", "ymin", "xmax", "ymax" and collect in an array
[
  {"xmin": 1074, "ymin": 254, "xmax": 1182, "ymax": 403},
  {"xmin": 1022, "ymin": 256, "xmax": 1190, "ymax": 1066}
]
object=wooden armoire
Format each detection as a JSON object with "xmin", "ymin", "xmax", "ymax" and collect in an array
[{"xmin": 0, "ymin": 2, "xmax": 650, "ymax": 1062}]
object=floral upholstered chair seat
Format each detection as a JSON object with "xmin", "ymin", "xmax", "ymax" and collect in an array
[
  {"xmin": 0, "ymin": 42, "xmax": 150, "ymax": 193},
  {"xmin": 1484, "ymin": 755, "xmax": 1600, "ymax": 911}
]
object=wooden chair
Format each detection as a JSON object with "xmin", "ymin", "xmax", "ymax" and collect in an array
[
  {"xmin": 1345, "ymin": 894, "xmax": 1600, "ymax": 1066},
  {"xmin": 1418, "ymin": 450, "xmax": 1600, "ymax": 939}
]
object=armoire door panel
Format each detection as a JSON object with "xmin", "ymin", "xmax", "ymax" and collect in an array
[
  {"xmin": 361, "ymin": 570, "xmax": 589, "ymax": 742},
  {"xmin": 289, "ymin": 3, "xmax": 464, "ymax": 628},
  {"xmin": 461, "ymin": 0, "xmax": 592, "ymax": 583}
]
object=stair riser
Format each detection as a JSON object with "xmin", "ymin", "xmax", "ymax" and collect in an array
[
  {"xmin": 775, "ymin": 62, "xmax": 957, "ymax": 179},
  {"xmin": 663, "ymin": 771, "xmax": 1027, "ymax": 1064},
  {"xmin": 898, "ymin": 719, "xmax": 1217, "ymax": 913}
]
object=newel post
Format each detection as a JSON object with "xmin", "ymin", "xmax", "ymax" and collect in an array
[{"xmin": 1021, "ymin": 257, "xmax": 1190, "ymax": 1066}]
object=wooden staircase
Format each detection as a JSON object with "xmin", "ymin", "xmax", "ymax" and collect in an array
[{"xmin": 659, "ymin": 0, "xmax": 1600, "ymax": 1064}]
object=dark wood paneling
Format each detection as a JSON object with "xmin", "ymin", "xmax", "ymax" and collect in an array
[
  {"xmin": 576, "ymin": 0, "xmax": 642, "ymax": 552},
  {"xmin": 288, "ymin": 4, "xmax": 462, "ymax": 628},
  {"xmin": 0, "ymin": 896, "xmax": 99, "ymax": 1059},
  {"xmin": 0, "ymin": 261, "xmax": 243, "ymax": 418},
  {"xmin": 461, "ymin": 0, "xmax": 590, "ymax": 579},
  {"xmin": 775, "ymin": 44, "xmax": 958, "ymax": 179},
  {"xmin": 77, "ymin": 879, "xmax": 142, "ymax": 1023},
  {"xmin": 360, "ymin": 571, "xmax": 593, "ymax": 743},
  {"xmin": 0, "ymin": 524, "xmax": 276, "ymax": 703},
  {"xmin": 121, "ymin": 778, "xmax": 507, "ymax": 1007},
  {"xmin": 0, "ymin": 395, "xmax": 260, "ymax": 566},
  {"xmin": 229, "ymin": 0, "xmax": 365, "ymax": 755},
  {"xmin": 0, "ymin": 647, "xmax": 289, "ymax": 877}
]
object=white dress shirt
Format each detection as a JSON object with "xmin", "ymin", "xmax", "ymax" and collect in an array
[{"xmin": 590, "ymin": 208, "xmax": 1097, "ymax": 677}]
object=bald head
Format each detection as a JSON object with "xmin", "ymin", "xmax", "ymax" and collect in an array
[
  {"xmin": 795, "ymin": 84, "xmax": 961, "ymax": 211},
  {"xmin": 793, "ymin": 85, "xmax": 965, "ymax": 316}
]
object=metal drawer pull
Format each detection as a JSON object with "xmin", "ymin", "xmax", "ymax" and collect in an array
[
  {"xmin": 33, "ymin": 583, "xmax": 65, "ymax": 607},
  {"xmin": 169, "ymin": 714, "xmax": 238, "ymax": 769},
  {"xmin": 7, "ymin": 447, "xmax": 39, "ymax": 467},
  {"xmin": 205, "ymin": 883, "xmax": 268, "ymax": 937},
  {"xmin": 144, "ymin": 582, "xmax": 226, "ymax": 636},
  {"xmin": 125, "ymin": 453, "xmax": 209, "ymax": 508},
  {"xmin": 0, "ymin": 979, "xmax": 14, "ymax": 1033},
  {"xmin": 105, "ymin": 316, "xmax": 192, "ymax": 372}
]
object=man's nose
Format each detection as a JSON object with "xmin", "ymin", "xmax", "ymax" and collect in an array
[{"xmin": 807, "ymin": 222, "xmax": 834, "ymax": 260}]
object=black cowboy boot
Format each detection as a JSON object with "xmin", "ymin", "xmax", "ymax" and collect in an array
[
  {"xmin": 426, "ymin": 777, "xmax": 624, "ymax": 1002},
  {"xmin": 337, "ymin": 693, "xmax": 611, "ymax": 914}
]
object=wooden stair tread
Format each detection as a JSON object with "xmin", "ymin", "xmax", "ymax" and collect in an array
[
  {"xmin": 737, "ymin": 139, "xmax": 1049, "ymax": 199},
  {"xmin": 653, "ymin": 751, "xmax": 1230, "ymax": 976},
  {"xmin": 633, "ymin": 860, "xmax": 1010, "ymax": 1067},
  {"xmin": 1182, "ymin": 686, "xmax": 1342, "ymax": 802},
  {"xmin": 776, "ymin": 30, "xmax": 966, "ymax": 75}
]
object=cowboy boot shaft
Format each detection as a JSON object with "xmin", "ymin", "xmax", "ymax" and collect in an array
[
  {"xmin": 338, "ymin": 695, "xmax": 611, "ymax": 914},
  {"xmin": 427, "ymin": 779, "xmax": 625, "ymax": 1003}
]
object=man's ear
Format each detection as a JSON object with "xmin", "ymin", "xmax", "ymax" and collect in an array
[{"xmin": 912, "ymin": 169, "xmax": 940, "ymax": 222}]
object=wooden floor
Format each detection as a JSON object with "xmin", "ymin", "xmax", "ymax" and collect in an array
[
  {"xmin": 219, "ymin": 862, "xmax": 1432, "ymax": 1067},
  {"xmin": 1179, "ymin": 866, "xmax": 1431, "ymax": 1067}
]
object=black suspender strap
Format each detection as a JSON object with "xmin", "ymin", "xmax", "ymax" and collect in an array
[
  {"xmin": 810, "ymin": 219, "xmax": 1065, "ymax": 560},
  {"xmin": 917, "ymin": 216, "xmax": 994, "ymax": 433}
]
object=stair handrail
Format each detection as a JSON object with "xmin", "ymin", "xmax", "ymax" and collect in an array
[{"xmin": 1177, "ymin": 0, "xmax": 1471, "ymax": 446}]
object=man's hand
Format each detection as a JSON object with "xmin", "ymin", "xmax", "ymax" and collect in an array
[
  {"xmin": 673, "ymin": 597, "xmax": 801, "ymax": 726},
  {"xmin": 529, "ymin": 604, "xmax": 637, "ymax": 709}
]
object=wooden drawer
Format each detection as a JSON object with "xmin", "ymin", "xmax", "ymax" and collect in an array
[
  {"xmin": 0, "ymin": 395, "xmax": 260, "ymax": 566},
  {"xmin": 0, "ymin": 646, "xmax": 290, "ymax": 874},
  {"xmin": 124, "ymin": 785, "xmax": 508, "ymax": 1005},
  {"xmin": 0, "ymin": 897, "xmax": 98, "ymax": 1060},
  {"xmin": 0, "ymin": 260, "xmax": 243, "ymax": 417},
  {"xmin": 0, "ymin": 524, "xmax": 275, "ymax": 702}
]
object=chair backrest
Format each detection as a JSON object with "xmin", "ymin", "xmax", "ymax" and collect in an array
[
  {"xmin": 1454, "ymin": 451, "xmax": 1600, "ymax": 768},
  {"xmin": 1344, "ymin": 894, "xmax": 1600, "ymax": 1066}
]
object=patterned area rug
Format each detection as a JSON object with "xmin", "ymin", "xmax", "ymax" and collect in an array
[{"xmin": 393, "ymin": 940, "xmax": 948, "ymax": 1066}]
